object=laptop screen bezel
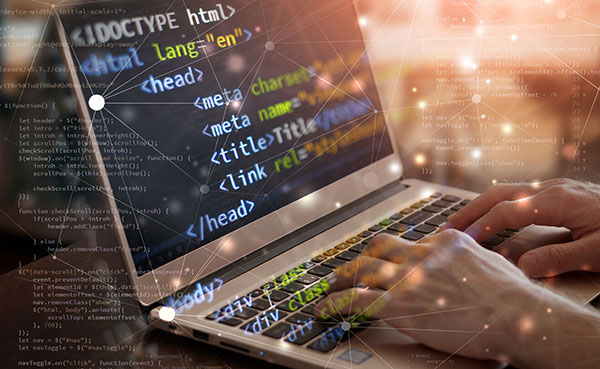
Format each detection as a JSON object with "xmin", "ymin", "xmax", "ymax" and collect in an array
[{"xmin": 55, "ymin": 2, "xmax": 403, "ymax": 306}]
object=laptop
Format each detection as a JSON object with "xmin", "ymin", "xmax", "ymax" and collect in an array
[{"xmin": 55, "ymin": 0, "xmax": 595, "ymax": 368}]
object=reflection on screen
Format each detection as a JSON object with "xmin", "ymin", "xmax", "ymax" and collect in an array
[{"xmin": 60, "ymin": 0, "xmax": 394, "ymax": 275}]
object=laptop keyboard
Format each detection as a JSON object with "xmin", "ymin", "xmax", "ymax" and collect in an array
[{"xmin": 203, "ymin": 193, "xmax": 520, "ymax": 352}]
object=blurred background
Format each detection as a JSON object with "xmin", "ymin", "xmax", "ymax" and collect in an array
[{"xmin": 2, "ymin": 0, "xmax": 600, "ymax": 274}]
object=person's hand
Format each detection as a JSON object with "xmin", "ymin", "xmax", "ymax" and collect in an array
[
  {"xmin": 313, "ymin": 231, "xmax": 600, "ymax": 369},
  {"xmin": 444, "ymin": 178, "xmax": 600, "ymax": 278},
  {"xmin": 314, "ymin": 231, "xmax": 537, "ymax": 361}
]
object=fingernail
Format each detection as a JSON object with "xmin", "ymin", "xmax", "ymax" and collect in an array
[{"xmin": 520, "ymin": 255, "xmax": 539, "ymax": 277}]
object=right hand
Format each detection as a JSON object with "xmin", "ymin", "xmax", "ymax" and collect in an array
[{"xmin": 444, "ymin": 178, "xmax": 600, "ymax": 278}]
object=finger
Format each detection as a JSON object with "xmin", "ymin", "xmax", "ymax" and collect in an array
[
  {"xmin": 362, "ymin": 233, "xmax": 430, "ymax": 263},
  {"xmin": 518, "ymin": 238, "xmax": 600, "ymax": 278},
  {"xmin": 444, "ymin": 181, "xmax": 558, "ymax": 232},
  {"xmin": 463, "ymin": 191, "xmax": 563, "ymax": 242},
  {"xmin": 314, "ymin": 288, "xmax": 387, "ymax": 321},
  {"xmin": 331, "ymin": 256, "xmax": 401, "ymax": 292}
]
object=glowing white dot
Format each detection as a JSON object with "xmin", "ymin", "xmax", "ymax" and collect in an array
[
  {"xmin": 390, "ymin": 162, "xmax": 401, "ymax": 174},
  {"xmin": 472, "ymin": 94, "xmax": 482, "ymax": 104},
  {"xmin": 335, "ymin": 202, "xmax": 341, "ymax": 208},
  {"xmin": 472, "ymin": 149, "xmax": 482, "ymax": 159},
  {"xmin": 462, "ymin": 277, "xmax": 468, "ymax": 282},
  {"xmin": 510, "ymin": 34, "xmax": 519, "ymax": 42},
  {"xmin": 492, "ymin": 179, "xmax": 498, "ymax": 185},
  {"xmin": 418, "ymin": 101, "xmax": 427, "ymax": 109},
  {"xmin": 358, "ymin": 17, "xmax": 369, "ymax": 26},
  {"xmin": 159, "ymin": 306, "xmax": 176, "ymax": 322},
  {"xmin": 481, "ymin": 114, "xmax": 486, "ymax": 119},
  {"xmin": 557, "ymin": 10, "xmax": 566, "ymax": 19},
  {"xmin": 486, "ymin": 79, "xmax": 491, "ymax": 84},
  {"xmin": 414, "ymin": 153, "xmax": 426, "ymax": 166},
  {"xmin": 412, "ymin": 87, "xmax": 418, "ymax": 93},
  {"xmin": 502, "ymin": 123, "xmax": 513, "ymax": 135},
  {"xmin": 88, "ymin": 95, "xmax": 105, "ymax": 111}
]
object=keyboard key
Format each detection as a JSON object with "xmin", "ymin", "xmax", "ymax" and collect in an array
[
  {"xmin": 261, "ymin": 282, "xmax": 275, "ymax": 291},
  {"xmin": 400, "ymin": 211, "xmax": 432, "ymax": 225},
  {"xmin": 422, "ymin": 205, "xmax": 444, "ymax": 213},
  {"xmin": 483, "ymin": 235, "xmax": 505, "ymax": 247},
  {"xmin": 402, "ymin": 231, "xmax": 425, "ymax": 241},
  {"xmin": 286, "ymin": 312, "xmax": 313, "ymax": 324},
  {"xmin": 442, "ymin": 209, "xmax": 457, "ymax": 216},
  {"xmin": 218, "ymin": 316, "xmax": 243, "ymax": 327},
  {"xmin": 263, "ymin": 322, "xmax": 293, "ymax": 338},
  {"xmin": 361, "ymin": 237, "xmax": 374, "ymax": 245},
  {"xmin": 350, "ymin": 243, "xmax": 367, "ymax": 253},
  {"xmin": 299, "ymin": 261, "xmax": 315, "ymax": 269},
  {"xmin": 335, "ymin": 242, "xmax": 351, "ymax": 250},
  {"xmin": 285, "ymin": 320, "xmax": 330, "ymax": 345},
  {"xmin": 414, "ymin": 224, "xmax": 437, "ymax": 234},
  {"xmin": 251, "ymin": 299, "xmax": 272, "ymax": 310},
  {"xmin": 420, "ymin": 197, "xmax": 433, "ymax": 203},
  {"xmin": 432, "ymin": 200, "xmax": 453, "ymax": 208},
  {"xmin": 461, "ymin": 199, "xmax": 472, "ymax": 205},
  {"xmin": 430, "ymin": 192, "xmax": 443, "ymax": 198},
  {"xmin": 442, "ymin": 195, "xmax": 461, "ymax": 203},
  {"xmin": 262, "ymin": 289, "xmax": 289, "ymax": 302},
  {"xmin": 296, "ymin": 273, "xmax": 320, "ymax": 285},
  {"xmin": 308, "ymin": 266, "xmax": 333, "ymax": 277},
  {"xmin": 206, "ymin": 311, "xmax": 220, "ymax": 320},
  {"xmin": 379, "ymin": 218, "xmax": 394, "ymax": 226},
  {"xmin": 425, "ymin": 215, "xmax": 447, "ymax": 227},
  {"xmin": 276, "ymin": 301, "xmax": 297, "ymax": 312},
  {"xmin": 369, "ymin": 224, "xmax": 383, "ymax": 232},
  {"xmin": 322, "ymin": 258, "xmax": 345, "ymax": 269},
  {"xmin": 235, "ymin": 307, "xmax": 259, "ymax": 320},
  {"xmin": 280, "ymin": 282, "xmax": 304, "ymax": 294},
  {"xmin": 309, "ymin": 326, "xmax": 348, "ymax": 352},
  {"xmin": 323, "ymin": 248, "xmax": 338, "ymax": 256},
  {"xmin": 336, "ymin": 250, "xmax": 359, "ymax": 261},
  {"xmin": 400, "ymin": 208, "xmax": 414, "ymax": 215},
  {"xmin": 387, "ymin": 223, "xmax": 410, "ymax": 233},
  {"xmin": 390, "ymin": 213, "xmax": 403, "ymax": 220},
  {"xmin": 312, "ymin": 255, "xmax": 326, "ymax": 263},
  {"xmin": 346, "ymin": 236, "xmax": 362, "ymax": 244},
  {"xmin": 498, "ymin": 230, "xmax": 516, "ymax": 238},
  {"xmin": 301, "ymin": 304, "xmax": 316, "ymax": 315},
  {"xmin": 266, "ymin": 309, "xmax": 288, "ymax": 322},
  {"xmin": 410, "ymin": 203, "xmax": 424, "ymax": 209},
  {"xmin": 451, "ymin": 205, "xmax": 464, "ymax": 211},
  {"xmin": 248, "ymin": 289, "xmax": 264, "ymax": 298},
  {"xmin": 358, "ymin": 230, "xmax": 373, "ymax": 238}
]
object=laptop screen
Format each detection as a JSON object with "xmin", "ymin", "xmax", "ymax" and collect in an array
[{"xmin": 60, "ymin": 0, "xmax": 394, "ymax": 276}]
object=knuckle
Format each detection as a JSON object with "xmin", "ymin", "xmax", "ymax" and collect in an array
[
  {"xmin": 363, "ymin": 233, "xmax": 395, "ymax": 257},
  {"xmin": 490, "ymin": 201, "xmax": 511, "ymax": 220},
  {"xmin": 439, "ymin": 228, "xmax": 463, "ymax": 241}
]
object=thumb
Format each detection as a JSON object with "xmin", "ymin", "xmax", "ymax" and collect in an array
[{"xmin": 518, "ymin": 240, "xmax": 590, "ymax": 278}]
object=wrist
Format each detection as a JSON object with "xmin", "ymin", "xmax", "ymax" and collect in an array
[{"xmin": 492, "ymin": 282, "xmax": 600, "ymax": 369}]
